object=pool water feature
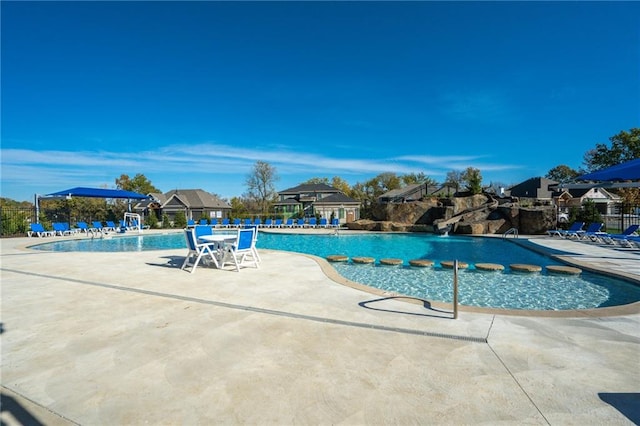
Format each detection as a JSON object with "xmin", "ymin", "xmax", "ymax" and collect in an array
[{"xmin": 30, "ymin": 231, "xmax": 640, "ymax": 311}]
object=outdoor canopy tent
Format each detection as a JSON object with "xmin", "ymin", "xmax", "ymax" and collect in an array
[
  {"xmin": 576, "ymin": 158, "xmax": 640, "ymax": 183},
  {"xmin": 44, "ymin": 187, "xmax": 148, "ymax": 199},
  {"xmin": 555, "ymin": 159, "xmax": 640, "ymax": 190}
]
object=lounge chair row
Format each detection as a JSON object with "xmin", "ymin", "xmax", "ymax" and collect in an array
[
  {"xmin": 547, "ymin": 222, "xmax": 639, "ymax": 248},
  {"xmin": 187, "ymin": 218, "xmax": 340, "ymax": 229},
  {"xmin": 27, "ymin": 220, "xmax": 125, "ymax": 237}
]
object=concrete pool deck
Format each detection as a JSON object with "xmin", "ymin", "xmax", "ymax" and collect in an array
[{"xmin": 1, "ymin": 232, "xmax": 639, "ymax": 425}]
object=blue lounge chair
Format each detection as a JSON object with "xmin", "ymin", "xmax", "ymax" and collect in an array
[
  {"xmin": 210, "ymin": 218, "xmax": 219, "ymax": 227},
  {"xmin": 187, "ymin": 219, "xmax": 196, "ymax": 227},
  {"xmin": 601, "ymin": 224, "xmax": 640, "ymax": 246},
  {"xmin": 91, "ymin": 221, "xmax": 106, "ymax": 234},
  {"xmin": 221, "ymin": 218, "xmax": 230, "ymax": 228},
  {"xmin": 263, "ymin": 218, "xmax": 273, "ymax": 228},
  {"xmin": 547, "ymin": 221, "xmax": 584, "ymax": 238},
  {"xmin": 28, "ymin": 223, "xmax": 55, "ymax": 237},
  {"xmin": 253, "ymin": 218, "xmax": 262, "ymax": 227},
  {"xmin": 567, "ymin": 222, "xmax": 603, "ymax": 240},
  {"xmin": 52, "ymin": 222, "xmax": 73, "ymax": 236},
  {"xmin": 307, "ymin": 218, "xmax": 317, "ymax": 228},
  {"xmin": 200, "ymin": 219, "xmax": 208, "ymax": 225},
  {"xmin": 331, "ymin": 218, "xmax": 340, "ymax": 228},
  {"xmin": 274, "ymin": 219, "xmax": 283, "ymax": 228},
  {"xmin": 105, "ymin": 221, "xmax": 118, "ymax": 231},
  {"xmin": 76, "ymin": 221, "xmax": 90, "ymax": 233},
  {"xmin": 319, "ymin": 218, "xmax": 328, "ymax": 228},
  {"xmin": 296, "ymin": 219, "xmax": 305, "ymax": 228},
  {"xmin": 232, "ymin": 218, "xmax": 242, "ymax": 228},
  {"xmin": 284, "ymin": 218, "xmax": 294, "ymax": 228}
]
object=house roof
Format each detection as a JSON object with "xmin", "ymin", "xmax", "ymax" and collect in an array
[
  {"xmin": 313, "ymin": 193, "xmax": 359, "ymax": 205},
  {"xmin": 163, "ymin": 189, "xmax": 230, "ymax": 209},
  {"xmin": 278, "ymin": 183, "xmax": 340, "ymax": 194},
  {"xmin": 134, "ymin": 189, "xmax": 230, "ymax": 210}
]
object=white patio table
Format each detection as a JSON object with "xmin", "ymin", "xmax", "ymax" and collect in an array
[{"xmin": 198, "ymin": 234, "xmax": 237, "ymax": 266}]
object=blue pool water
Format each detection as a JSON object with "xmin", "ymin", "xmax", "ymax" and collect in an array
[{"xmin": 30, "ymin": 231, "xmax": 640, "ymax": 310}]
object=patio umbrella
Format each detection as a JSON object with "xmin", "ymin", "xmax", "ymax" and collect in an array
[{"xmin": 576, "ymin": 158, "xmax": 640, "ymax": 182}]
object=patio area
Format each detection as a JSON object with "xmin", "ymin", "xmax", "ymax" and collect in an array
[{"xmin": 1, "ymin": 233, "xmax": 639, "ymax": 425}]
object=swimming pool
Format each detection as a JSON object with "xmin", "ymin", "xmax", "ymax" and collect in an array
[{"xmin": 30, "ymin": 231, "xmax": 640, "ymax": 310}]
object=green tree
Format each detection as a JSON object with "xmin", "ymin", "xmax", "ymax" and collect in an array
[
  {"xmin": 146, "ymin": 210, "xmax": 159, "ymax": 229},
  {"xmin": 230, "ymin": 196, "xmax": 248, "ymax": 219},
  {"xmin": 401, "ymin": 172, "xmax": 438, "ymax": 187},
  {"xmin": 546, "ymin": 165, "xmax": 580, "ymax": 183},
  {"xmin": 116, "ymin": 173, "xmax": 161, "ymax": 194},
  {"xmin": 302, "ymin": 177, "xmax": 329, "ymax": 185},
  {"xmin": 330, "ymin": 176, "xmax": 352, "ymax": 196},
  {"xmin": 583, "ymin": 128, "xmax": 640, "ymax": 171},
  {"xmin": 461, "ymin": 167, "xmax": 483, "ymax": 194},
  {"xmin": 174, "ymin": 211, "xmax": 187, "ymax": 229},
  {"xmin": 576, "ymin": 199, "xmax": 603, "ymax": 228},
  {"xmin": 245, "ymin": 161, "xmax": 279, "ymax": 215}
]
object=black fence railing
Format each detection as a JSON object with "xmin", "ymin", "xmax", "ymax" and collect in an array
[{"xmin": 1, "ymin": 206, "xmax": 37, "ymax": 237}]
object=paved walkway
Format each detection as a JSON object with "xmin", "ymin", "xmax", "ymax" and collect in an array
[{"xmin": 1, "ymin": 233, "xmax": 639, "ymax": 425}]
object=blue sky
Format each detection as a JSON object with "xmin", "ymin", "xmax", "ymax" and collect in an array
[{"xmin": 2, "ymin": 1, "xmax": 638, "ymax": 202}]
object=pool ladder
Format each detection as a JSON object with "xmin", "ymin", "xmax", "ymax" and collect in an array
[{"xmin": 503, "ymin": 228, "xmax": 519, "ymax": 239}]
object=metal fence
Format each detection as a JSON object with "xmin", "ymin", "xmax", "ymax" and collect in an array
[{"xmin": 1, "ymin": 206, "xmax": 37, "ymax": 237}]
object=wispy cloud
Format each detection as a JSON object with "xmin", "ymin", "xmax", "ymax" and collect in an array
[{"xmin": 1, "ymin": 144, "xmax": 524, "ymax": 200}]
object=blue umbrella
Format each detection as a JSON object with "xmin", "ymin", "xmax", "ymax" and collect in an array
[{"xmin": 577, "ymin": 158, "xmax": 640, "ymax": 182}]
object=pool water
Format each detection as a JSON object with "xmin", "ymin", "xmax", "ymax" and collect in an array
[{"xmin": 30, "ymin": 231, "xmax": 640, "ymax": 310}]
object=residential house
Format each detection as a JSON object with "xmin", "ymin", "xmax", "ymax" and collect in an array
[
  {"xmin": 555, "ymin": 187, "xmax": 621, "ymax": 216},
  {"xmin": 508, "ymin": 177, "xmax": 622, "ymax": 216},
  {"xmin": 274, "ymin": 183, "xmax": 360, "ymax": 224},
  {"xmin": 134, "ymin": 189, "xmax": 231, "ymax": 225}
]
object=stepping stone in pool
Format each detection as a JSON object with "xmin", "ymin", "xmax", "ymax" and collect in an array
[
  {"xmin": 475, "ymin": 263, "xmax": 505, "ymax": 272},
  {"xmin": 440, "ymin": 260, "xmax": 469, "ymax": 269},
  {"xmin": 351, "ymin": 256, "xmax": 375, "ymax": 264},
  {"xmin": 379, "ymin": 258, "xmax": 403, "ymax": 266},
  {"xmin": 326, "ymin": 255, "xmax": 349, "ymax": 262},
  {"xmin": 546, "ymin": 265, "xmax": 582, "ymax": 275},
  {"xmin": 409, "ymin": 259, "xmax": 434, "ymax": 267},
  {"xmin": 510, "ymin": 264, "xmax": 542, "ymax": 273}
]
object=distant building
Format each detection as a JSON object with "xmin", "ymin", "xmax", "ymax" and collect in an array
[
  {"xmin": 508, "ymin": 177, "xmax": 622, "ymax": 215},
  {"xmin": 507, "ymin": 177, "xmax": 558, "ymax": 201},
  {"xmin": 134, "ymin": 189, "xmax": 231, "ymax": 224},
  {"xmin": 555, "ymin": 187, "xmax": 621, "ymax": 216},
  {"xmin": 274, "ymin": 183, "xmax": 360, "ymax": 224}
]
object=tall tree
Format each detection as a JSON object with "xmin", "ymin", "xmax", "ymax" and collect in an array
[
  {"xmin": 401, "ymin": 172, "xmax": 438, "ymax": 187},
  {"xmin": 461, "ymin": 167, "xmax": 483, "ymax": 194},
  {"xmin": 583, "ymin": 128, "xmax": 640, "ymax": 171},
  {"xmin": 245, "ymin": 161, "xmax": 279, "ymax": 215},
  {"xmin": 545, "ymin": 165, "xmax": 580, "ymax": 183},
  {"xmin": 330, "ymin": 176, "xmax": 352, "ymax": 196},
  {"xmin": 116, "ymin": 173, "xmax": 160, "ymax": 194}
]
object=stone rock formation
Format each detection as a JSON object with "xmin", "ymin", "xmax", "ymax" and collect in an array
[{"xmin": 347, "ymin": 193, "xmax": 556, "ymax": 235}]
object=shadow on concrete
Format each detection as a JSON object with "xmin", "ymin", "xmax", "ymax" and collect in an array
[
  {"xmin": 359, "ymin": 296, "xmax": 453, "ymax": 319},
  {"xmin": 1, "ymin": 392, "xmax": 45, "ymax": 426},
  {"xmin": 145, "ymin": 256, "xmax": 185, "ymax": 269},
  {"xmin": 599, "ymin": 392, "xmax": 640, "ymax": 424}
]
